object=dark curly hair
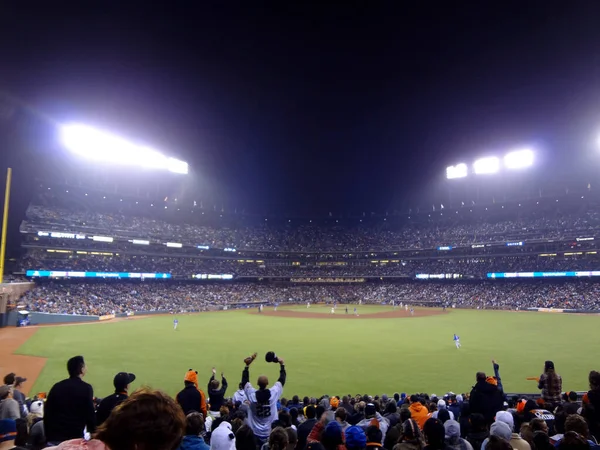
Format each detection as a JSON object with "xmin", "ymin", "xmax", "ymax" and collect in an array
[{"xmin": 95, "ymin": 388, "xmax": 185, "ymax": 450}]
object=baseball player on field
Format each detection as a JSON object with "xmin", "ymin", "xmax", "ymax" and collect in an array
[
  {"xmin": 173, "ymin": 318, "xmax": 178, "ymax": 330},
  {"xmin": 453, "ymin": 333, "xmax": 461, "ymax": 349}
]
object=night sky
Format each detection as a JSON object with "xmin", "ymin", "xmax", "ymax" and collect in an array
[{"xmin": 2, "ymin": 1, "xmax": 600, "ymax": 227}]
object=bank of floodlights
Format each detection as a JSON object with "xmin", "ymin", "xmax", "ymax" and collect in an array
[
  {"xmin": 60, "ymin": 123, "xmax": 188, "ymax": 174},
  {"xmin": 446, "ymin": 148, "xmax": 534, "ymax": 179}
]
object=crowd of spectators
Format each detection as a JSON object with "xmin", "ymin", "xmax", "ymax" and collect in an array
[
  {"xmin": 23, "ymin": 204, "xmax": 600, "ymax": 252},
  {"xmin": 18, "ymin": 251, "xmax": 600, "ymax": 278},
  {"xmin": 15, "ymin": 280, "xmax": 600, "ymax": 316},
  {"xmin": 1, "ymin": 356, "xmax": 600, "ymax": 450}
]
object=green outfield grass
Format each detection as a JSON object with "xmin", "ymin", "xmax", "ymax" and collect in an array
[{"xmin": 14, "ymin": 308, "xmax": 600, "ymax": 399}]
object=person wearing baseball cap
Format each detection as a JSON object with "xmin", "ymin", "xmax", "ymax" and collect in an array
[{"xmin": 95, "ymin": 372, "xmax": 136, "ymax": 426}]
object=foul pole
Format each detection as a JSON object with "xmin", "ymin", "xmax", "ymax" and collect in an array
[{"xmin": 0, "ymin": 168, "xmax": 12, "ymax": 284}]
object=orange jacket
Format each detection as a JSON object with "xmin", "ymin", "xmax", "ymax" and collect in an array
[{"xmin": 409, "ymin": 402, "xmax": 431, "ymax": 429}]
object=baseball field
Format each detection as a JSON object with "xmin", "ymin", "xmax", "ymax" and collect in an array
[{"xmin": 3, "ymin": 306, "xmax": 599, "ymax": 399}]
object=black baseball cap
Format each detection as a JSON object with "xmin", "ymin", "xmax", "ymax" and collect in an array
[{"xmin": 113, "ymin": 372, "xmax": 136, "ymax": 390}]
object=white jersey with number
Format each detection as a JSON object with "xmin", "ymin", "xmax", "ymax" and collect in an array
[{"xmin": 244, "ymin": 381, "xmax": 283, "ymax": 438}]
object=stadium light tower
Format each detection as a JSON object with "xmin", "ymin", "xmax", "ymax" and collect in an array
[
  {"xmin": 446, "ymin": 163, "xmax": 468, "ymax": 179},
  {"xmin": 473, "ymin": 156, "xmax": 500, "ymax": 175},
  {"xmin": 60, "ymin": 124, "xmax": 188, "ymax": 174},
  {"xmin": 504, "ymin": 149, "xmax": 534, "ymax": 169}
]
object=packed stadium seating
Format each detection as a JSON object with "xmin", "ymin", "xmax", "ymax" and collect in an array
[
  {"xmin": 15, "ymin": 280, "xmax": 600, "ymax": 315},
  {"xmin": 2, "ymin": 356, "xmax": 600, "ymax": 450}
]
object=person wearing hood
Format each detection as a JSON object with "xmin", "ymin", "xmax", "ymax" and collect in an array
[
  {"xmin": 365, "ymin": 425, "xmax": 383, "ymax": 450},
  {"xmin": 356, "ymin": 404, "xmax": 389, "ymax": 443},
  {"xmin": 177, "ymin": 370, "xmax": 208, "ymax": 418},
  {"xmin": 346, "ymin": 426, "xmax": 367, "ymax": 450},
  {"xmin": 208, "ymin": 369, "xmax": 228, "ymax": 418},
  {"xmin": 480, "ymin": 412, "xmax": 530, "ymax": 450},
  {"xmin": 393, "ymin": 419, "xmax": 425, "ymax": 450},
  {"xmin": 384, "ymin": 403, "xmax": 401, "ymax": 428},
  {"xmin": 443, "ymin": 421, "xmax": 473, "ymax": 450},
  {"xmin": 409, "ymin": 397, "xmax": 432, "ymax": 430},
  {"xmin": 233, "ymin": 384, "xmax": 247, "ymax": 406},
  {"xmin": 433, "ymin": 402, "xmax": 454, "ymax": 422},
  {"xmin": 583, "ymin": 370, "xmax": 600, "ymax": 442},
  {"xmin": 321, "ymin": 421, "xmax": 345, "ymax": 450},
  {"xmin": 448, "ymin": 398, "xmax": 461, "ymax": 423},
  {"xmin": 538, "ymin": 362, "xmax": 562, "ymax": 408},
  {"xmin": 27, "ymin": 400, "xmax": 45, "ymax": 450},
  {"xmin": 465, "ymin": 414, "xmax": 488, "ymax": 450},
  {"xmin": 211, "ymin": 421, "xmax": 236, "ymax": 450},
  {"xmin": 180, "ymin": 412, "xmax": 210, "ymax": 450},
  {"xmin": 469, "ymin": 373, "xmax": 503, "ymax": 425}
]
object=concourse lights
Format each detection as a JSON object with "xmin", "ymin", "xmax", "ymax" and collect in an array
[
  {"xmin": 446, "ymin": 163, "xmax": 468, "ymax": 179},
  {"xmin": 504, "ymin": 149, "xmax": 534, "ymax": 169},
  {"xmin": 60, "ymin": 123, "xmax": 188, "ymax": 174},
  {"xmin": 473, "ymin": 157, "xmax": 500, "ymax": 174}
]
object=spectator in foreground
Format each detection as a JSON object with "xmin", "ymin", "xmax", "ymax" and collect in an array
[
  {"xmin": 321, "ymin": 421, "xmax": 343, "ymax": 450},
  {"xmin": 179, "ymin": 412, "xmax": 209, "ymax": 450},
  {"xmin": 365, "ymin": 425, "xmax": 383, "ymax": 450},
  {"xmin": 346, "ymin": 426, "xmax": 367, "ymax": 450},
  {"xmin": 297, "ymin": 406, "xmax": 317, "ymax": 450},
  {"xmin": 554, "ymin": 415, "xmax": 597, "ymax": 449},
  {"xmin": 0, "ymin": 418, "xmax": 25, "ymax": 450},
  {"xmin": 443, "ymin": 420, "xmax": 473, "ymax": 450},
  {"xmin": 211, "ymin": 421, "xmax": 236, "ymax": 450},
  {"xmin": 234, "ymin": 425, "xmax": 255, "ymax": 450},
  {"xmin": 495, "ymin": 412, "xmax": 530, "ymax": 450},
  {"xmin": 484, "ymin": 436, "xmax": 512, "ymax": 450},
  {"xmin": 465, "ymin": 414, "xmax": 488, "ymax": 450},
  {"xmin": 392, "ymin": 419, "xmax": 425, "ymax": 450},
  {"xmin": 3, "ymin": 375, "xmax": 25, "ymax": 419},
  {"xmin": 96, "ymin": 372, "xmax": 136, "ymax": 426},
  {"xmin": 422, "ymin": 419, "xmax": 451, "ymax": 450},
  {"xmin": 538, "ymin": 361, "xmax": 562, "ymax": 408},
  {"xmin": 26, "ymin": 401, "xmax": 45, "ymax": 450},
  {"xmin": 556, "ymin": 432, "xmax": 590, "ymax": 450},
  {"xmin": 208, "ymin": 369, "xmax": 228, "ymax": 418},
  {"xmin": 176, "ymin": 370, "xmax": 208, "ymax": 418},
  {"xmin": 44, "ymin": 356, "xmax": 96, "ymax": 445},
  {"xmin": 410, "ymin": 397, "xmax": 432, "ymax": 430},
  {"xmin": 50, "ymin": 388, "xmax": 185, "ymax": 450},
  {"xmin": 583, "ymin": 371, "xmax": 600, "ymax": 442},
  {"xmin": 240, "ymin": 353, "xmax": 286, "ymax": 445},
  {"xmin": 357, "ymin": 404, "xmax": 389, "ymax": 441},
  {"xmin": 0, "ymin": 386, "xmax": 19, "ymax": 421},
  {"xmin": 469, "ymin": 372, "xmax": 503, "ymax": 425}
]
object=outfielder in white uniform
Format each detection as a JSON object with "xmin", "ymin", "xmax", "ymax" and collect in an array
[
  {"xmin": 241, "ymin": 354, "xmax": 286, "ymax": 444},
  {"xmin": 331, "ymin": 307, "xmax": 335, "ymax": 314}
]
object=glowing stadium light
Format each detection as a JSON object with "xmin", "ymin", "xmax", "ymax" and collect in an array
[
  {"xmin": 60, "ymin": 124, "xmax": 188, "ymax": 174},
  {"xmin": 92, "ymin": 236, "xmax": 113, "ymax": 243},
  {"xmin": 446, "ymin": 163, "xmax": 468, "ymax": 179},
  {"xmin": 473, "ymin": 157, "xmax": 500, "ymax": 175},
  {"xmin": 504, "ymin": 149, "xmax": 534, "ymax": 169},
  {"xmin": 165, "ymin": 242, "xmax": 183, "ymax": 248}
]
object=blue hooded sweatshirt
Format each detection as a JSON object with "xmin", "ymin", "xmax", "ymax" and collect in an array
[{"xmin": 179, "ymin": 435, "xmax": 210, "ymax": 450}]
